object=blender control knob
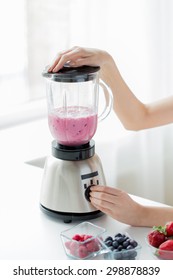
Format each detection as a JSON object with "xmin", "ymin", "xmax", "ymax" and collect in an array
[{"xmin": 84, "ymin": 185, "xmax": 95, "ymax": 202}]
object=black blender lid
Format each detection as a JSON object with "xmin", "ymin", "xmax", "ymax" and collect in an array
[{"xmin": 42, "ymin": 65, "xmax": 100, "ymax": 83}]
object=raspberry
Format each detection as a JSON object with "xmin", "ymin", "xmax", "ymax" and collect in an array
[
  {"xmin": 83, "ymin": 234, "xmax": 93, "ymax": 241},
  {"xmin": 72, "ymin": 234, "xmax": 81, "ymax": 241},
  {"xmin": 78, "ymin": 245, "xmax": 88, "ymax": 258},
  {"xmin": 86, "ymin": 239, "xmax": 100, "ymax": 252},
  {"xmin": 65, "ymin": 241, "xmax": 71, "ymax": 249},
  {"xmin": 69, "ymin": 241, "xmax": 79, "ymax": 257}
]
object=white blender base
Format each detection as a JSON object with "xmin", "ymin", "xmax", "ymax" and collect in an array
[{"xmin": 40, "ymin": 140, "xmax": 106, "ymax": 223}]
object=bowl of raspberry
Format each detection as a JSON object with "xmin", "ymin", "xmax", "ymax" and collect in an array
[
  {"xmin": 146, "ymin": 221, "xmax": 173, "ymax": 260},
  {"xmin": 60, "ymin": 221, "xmax": 106, "ymax": 259}
]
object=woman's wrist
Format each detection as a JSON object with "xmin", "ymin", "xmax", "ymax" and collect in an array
[
  {"xmin": 99, "ymin": 53, "xmax": 119, "ymax": 87},
  {"xmin": 128, "ymin": 203, "xmax": 149, "ymax": 227}
]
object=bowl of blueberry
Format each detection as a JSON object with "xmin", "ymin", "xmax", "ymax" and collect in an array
[
  {"xmin": 60, "ymin": 221, "xmax": 106, "ymax": 259},
  {"xmin": 102, "ymin": 232, "xmax": 141, "ymax": 260}
]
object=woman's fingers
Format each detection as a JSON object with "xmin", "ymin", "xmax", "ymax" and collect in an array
[
  {"xmin": 90, "ymin": 197, "xmax": 114, "ymax": 216},
  {"xmin": 90, "ymin": 189, "xmax": 118, "ymax": 204},
  {"xmin": 90, "ymin": 185, "xmax": 122, "ymax": 196},
  {"xmin": 90, "ymin": 196, "xmax": 114, "ymax": 209},
  {"xmin": 48, "ymin": 46, "xmax": 101, "ymax": 73},
  {"xmin": 48, "ymin": 47, "xmax": 85, "ymax": 72}
]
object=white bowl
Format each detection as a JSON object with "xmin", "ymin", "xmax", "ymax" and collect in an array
[{"xmin": 146, "ymin": 239, "xmax": 173, "ymax": 260}]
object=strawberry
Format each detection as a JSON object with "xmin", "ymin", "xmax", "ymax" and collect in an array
[
  {"xmin": 158, "ymin": 240, "xmax": 173, "ymax": 260},
  {"xmin": 147, "ymin": 228, "xmax": 166, "ymax": 248},
  {"xmin": 165, "ymin": 222, "xmax": 173, "ymax": 237},
  {"xmin": 159, "ymin": 239, "xmax": 173, "ymax": 250}
]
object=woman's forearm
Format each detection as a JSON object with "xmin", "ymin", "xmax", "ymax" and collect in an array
[
  {"xmin": 138, "ymin": 205, "xmax": 173, "ymax": 227},
  {"xmin": 100, "ymin": 53, "xmax": 149, "ymax": 130},
  {"xmin": 100, "ymin": 52, "xmax": 173, "ymax": 130}
]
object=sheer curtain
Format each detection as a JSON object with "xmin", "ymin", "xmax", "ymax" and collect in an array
[{"xmin": 69, "ymin": 0, "xmax": 173, "ymax": 205}]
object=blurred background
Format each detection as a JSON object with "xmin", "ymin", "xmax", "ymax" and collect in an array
[{"xmin": 0, "ymin": 0, "xmax": 173, "ymax": 205}]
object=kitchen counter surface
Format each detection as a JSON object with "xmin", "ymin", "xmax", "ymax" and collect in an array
[{"xmin": 0, "ymin": 117, "xmax": 169, "ymax": 260}]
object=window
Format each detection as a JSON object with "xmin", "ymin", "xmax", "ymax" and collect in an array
[
  {"xmin": 0, "ymin": 0, "xmax": 28, "ymax": 111},
  {"xmin": 0, "ymin": 0, "xmax": 70, "ymax": 128}
]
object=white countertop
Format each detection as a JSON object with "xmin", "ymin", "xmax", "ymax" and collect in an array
[{"xmin": 0, "ymin": 116, "xmax": 168, "ymax": 260}]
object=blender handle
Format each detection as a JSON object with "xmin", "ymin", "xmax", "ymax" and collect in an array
[{"xmin": 98, "ymin": 80, "xmax": 113, "ymax": 122}]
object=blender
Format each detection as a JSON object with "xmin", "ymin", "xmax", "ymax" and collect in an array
[{"xmin": 40, "ymin": 65, "xmax": 113, "ymax": 223}]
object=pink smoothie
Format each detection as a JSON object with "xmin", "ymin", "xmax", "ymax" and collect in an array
[{"xmin": 48, "ymin": 106, "xmax": 98, "ymax": 146}]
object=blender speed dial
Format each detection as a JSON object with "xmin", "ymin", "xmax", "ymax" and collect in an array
[{"xmin": 84, "ymin": 184, "xmax": 96, "ymax": 202}]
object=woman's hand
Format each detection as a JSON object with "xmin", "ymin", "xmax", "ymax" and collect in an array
[
  {"xmin": 48, "ymin": 46, "xmax": 111, "ymax": 73},
  {"xmin": 90, "ymin": 185, "xmax": 144, "ymax": 226}
]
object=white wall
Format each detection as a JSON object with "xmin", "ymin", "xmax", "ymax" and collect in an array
[{"xmin": 69, "ymin": 0, "xmax": 173, "ymax": 205}]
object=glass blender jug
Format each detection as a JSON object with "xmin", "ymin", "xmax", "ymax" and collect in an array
[
  {"xmin": 42, "ymin": 65, "xmax": 113, "ymax": 146},
  {"xmin": 40, "ymin": 65, "xmax": 113, "ymax": 222}
]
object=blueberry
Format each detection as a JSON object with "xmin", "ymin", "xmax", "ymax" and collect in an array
[
  {"xmin": 115, "ymin": 236, "xmax": 125, "ymax": 244},
  {"xmin": 117, "ymin": 245, "xmax": 123, "ymax": 251},
  {"xmin": 105, "ymin": 240, "xmax": 113, "ymax": 247},
  {"xmin": 114, "ymin": 233, "xmax": 122, "ymax": 238},
  {"xmin": 121, "ymin": 236, "xmax": 127, "ymax": 243},
  {"xmin": 122, "ymin": 240, "xmax": 130, "ymax": 249},
  {"xmin": 112, "ymin": 240, "xmax": 119, "ymax": 249},
  {"xmin": 126, "ymin": 245, "xmax": 133, "ymax": 250},
  {"xmin": 124, "ymin": 236, "xmax": 130, "ymax": 241},
  {"xmin": 129, "ymin": 239, "xmax": 138, "ymax": 248},
  {"xmin": 104, "ymin": 236, "xmax": 113, "ymax": 243}
]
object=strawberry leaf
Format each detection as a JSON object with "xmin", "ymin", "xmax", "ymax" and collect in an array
[{"xmin": 153, "ymin": 225, "xmax": 166, "ymax": 235}]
